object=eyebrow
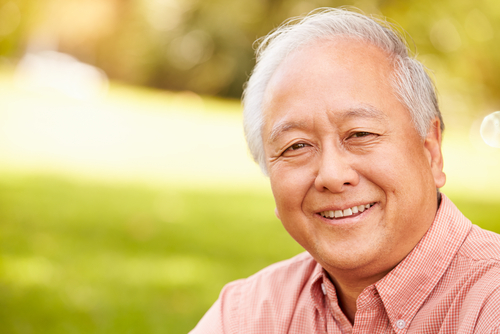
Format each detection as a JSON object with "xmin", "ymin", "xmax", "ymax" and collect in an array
[
  {"xmin": 267, "ymin": 121, "xmax": 307, "ymax": 144},
  {"xmin": 267, "ymin": 104, "xmax": 387, "ymax": 144}
]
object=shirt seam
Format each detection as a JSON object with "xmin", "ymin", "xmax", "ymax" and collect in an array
[{"xmin": 454, "ymin": 250, "xmax": 500, "ymax": 265}]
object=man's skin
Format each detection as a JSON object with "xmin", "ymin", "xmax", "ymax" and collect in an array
[{"xmin": 261, "ymin": 37, "xmax": 446, "ymax": 323}]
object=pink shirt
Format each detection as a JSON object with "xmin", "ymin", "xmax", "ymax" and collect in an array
[{"xmin": 191, "ymin": 195, "xmax": 500, "ymax": 333}]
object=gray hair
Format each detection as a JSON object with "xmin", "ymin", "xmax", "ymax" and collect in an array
[{"xmin": 242, "ymin": 8, "xmax": 443, "ymax": 175}]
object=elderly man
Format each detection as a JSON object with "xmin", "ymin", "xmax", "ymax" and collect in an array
[{"xmin": 191, "ymin": 8, "xmax": 500, "ymax": 333}]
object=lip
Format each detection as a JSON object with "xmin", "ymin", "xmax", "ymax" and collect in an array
[{"xmin": 316, "ymin": 202, "xmax": 378, "ymax": 225}]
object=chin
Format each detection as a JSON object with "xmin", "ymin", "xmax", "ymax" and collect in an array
[{"xmin": 311, "ymin": 239, "xmax": 389, "ymax": 274}]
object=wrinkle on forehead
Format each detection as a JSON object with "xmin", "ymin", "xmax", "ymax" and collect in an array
[
  {"xmin": 336, "ymin": 104, "xmax": 388, "ymax": 122},
  {"xmin": 267, "ymin": 104, "xmax": 388, "ymax": 144}
]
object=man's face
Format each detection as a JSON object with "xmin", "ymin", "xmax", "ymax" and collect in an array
[{"xmin": 262, "ymin": 38, "xmax": 445, "ymax": 280}]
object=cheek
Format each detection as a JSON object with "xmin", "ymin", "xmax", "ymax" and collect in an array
[
  {"xmin": 354, "ymin": 156, "xmax": 398, "ymax": 191},
  {"xmin": 360, "ymin": 141, "xmax": 428, "ymax": 184},
  {"xmin": 269, "ymin": 166, "xmax": 311, "ymax": 214},
  {"xmin": 360, "ymin": 145, "xmax": 434, "ymax": 213},
  {"xmin": 270, "ymin": 171, "xmax": 298, "ymax": 210},
  {"xmin": 269, "ymin": 172, "xmax": 310, "ymax": 245}
]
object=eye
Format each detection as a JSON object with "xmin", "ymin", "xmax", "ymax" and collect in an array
[
  {"xmin": 350, "ymin": 132, "xmax": 372, "ymax": 138},
  {"xmin": 281, "ymin": 142, "xmax": 311, "ymax": 156},
  {"xmin": 286, "ymin": 143, "xmax": 308, "ymax": 151}
]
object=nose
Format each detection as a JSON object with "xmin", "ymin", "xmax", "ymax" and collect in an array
[{"xmin": 314, "ymin": 147, "xmax": 359, "ymax": 193}]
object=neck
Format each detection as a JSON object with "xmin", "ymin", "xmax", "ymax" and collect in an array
[{"xmin": 326, "ymin": 268, "xmax": 391, "ymax": 324}]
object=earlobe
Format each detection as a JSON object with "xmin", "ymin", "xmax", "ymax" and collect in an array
[
  {"xmin": 424, "ymin": 118, "xmax": 446, "ymax": 188},
  {"xmin": 274, "ymin": 207, "xmax": 281, "ymax": 220}
]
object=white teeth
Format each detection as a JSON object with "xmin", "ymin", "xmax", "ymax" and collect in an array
[{"xmin": 320, "ymin": 203, "xmax": 374, "ymax": 219}]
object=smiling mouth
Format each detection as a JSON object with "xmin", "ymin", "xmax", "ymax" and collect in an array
[{"xmin": 319, "ymin": 202, "xmax": 376, "ymax": 219}]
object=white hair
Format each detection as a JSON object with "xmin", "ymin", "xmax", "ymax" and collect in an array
[{"xmin": 242, "ymin": 8, "xmax": 443, "ymax": 175}]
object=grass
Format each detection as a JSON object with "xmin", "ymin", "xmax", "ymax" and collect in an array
[
  {"xmin": 0, "ymin": 174, "xmax": 304, "ymax": 333},
  {"xmin": 0, "ymin": 174, "xmax": 499, "ymax": 334}
]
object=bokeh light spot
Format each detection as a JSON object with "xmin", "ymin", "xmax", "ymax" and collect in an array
[
  {"xmin": 480, "ymin": 111, "xmax": 500, "ymax": 148},
  {"xmin": 430, "ymin": 18, "xmax": 462, "ymax": 52}
]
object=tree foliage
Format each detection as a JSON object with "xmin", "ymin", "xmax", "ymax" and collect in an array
[{"xmin": 1, "ymin": 0, "xmax": 499, "ymax": 109}]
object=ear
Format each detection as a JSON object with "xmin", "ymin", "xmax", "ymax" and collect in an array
[
  {"xmin": 424, "ymin": 118, "xmax": 446, "ymax": 188},
  {"xmin": 274, "ymin": 207, "xmax": 281, "ymax": 220}
]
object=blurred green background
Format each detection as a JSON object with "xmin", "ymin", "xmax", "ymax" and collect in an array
[{"xmin": 0, "ymin": 0, "xmax": 499, "ymax": 333}]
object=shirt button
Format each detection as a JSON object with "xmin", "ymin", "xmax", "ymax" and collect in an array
[
  {"xmin": 396, "ymin": 319, "xmax": 406, "ymax": 329},
  {"xmin": 321, "ymin": 283, "xmax": 326, "ymax": 295}
]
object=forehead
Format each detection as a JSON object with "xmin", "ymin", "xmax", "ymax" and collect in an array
[
  {"xmin": 262, "ymin": 37, "xmax": 403, "ymax": 136},
  {"xmin": 264, "ymin": 37, "xmax": 395, "ymax": 98}
]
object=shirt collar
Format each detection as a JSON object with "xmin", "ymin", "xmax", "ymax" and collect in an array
[{"xmin": 310, "ymin": 262, "xmax": 355, "ymax": 330}]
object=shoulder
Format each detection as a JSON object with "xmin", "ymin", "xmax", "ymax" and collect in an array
[
  {"xmin": 450, "ymin": 225, "xmax": 500, "ymax": 331},
  {"xmin": 223, "ymin": 251, "xmax": 317, "ymax": 299},
  {"xmin": 438, "ymin": 195, "xmax": 500, "ymax": 262},
  {"xmin": 452, "ymin": 224, "xmax": 500, "ymax": 298},
  {"xmin": 212, "ymin": 252, "xmax": 318, "ymax": 330},
  {"xmin": 190, "ymin": 252, "xmax": 318, "ymax": 333},
  {"xmin": 459, "ymin": 224, "xmax": 500, "ymax": 261}
]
